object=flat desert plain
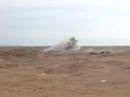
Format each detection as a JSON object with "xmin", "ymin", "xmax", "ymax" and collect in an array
[{"xmin": 0, "ymin": 47, "xmax": 130, "ymax": 97}]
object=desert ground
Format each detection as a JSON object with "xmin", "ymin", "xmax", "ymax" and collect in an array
[{"xmin": 0, "ymin": 47, "xmax": 130, "ymax": 97}]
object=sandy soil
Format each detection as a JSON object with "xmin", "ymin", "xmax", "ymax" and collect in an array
[{"xmin": 0, "ymin": 47, "xmax": 130, "ymax": 97}]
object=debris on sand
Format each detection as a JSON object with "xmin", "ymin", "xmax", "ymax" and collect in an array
[
  {"xmin": 44, "ymin": 37, "xmax": 80, "ymax": 53},
  {"xmin": 89, "ymin": 51, "xmax": 111, "ymax": 55},
  {"xmin": 100, "ymin": 51, "xmax": 111, "ymax": 54},
  {"xmin": 100, "ymin": 80, "xmax": 107, "ymax": 83},
  {"xmin": 40, "ymin": 73, "xmax": 48, "ymax": 76}
]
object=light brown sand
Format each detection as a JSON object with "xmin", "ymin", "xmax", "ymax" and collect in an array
[{"xmin": 0, "ymin": 47, "xmax": 130, "ymax": 97}]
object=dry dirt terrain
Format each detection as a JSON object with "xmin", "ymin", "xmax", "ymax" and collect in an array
[{"xmin": 0, "ymin": 47, "xmax": 130, "ymax": 97}]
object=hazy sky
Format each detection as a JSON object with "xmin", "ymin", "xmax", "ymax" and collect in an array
[{"xmin": 0, "ymin": 0, "xmax": 130, "ymax": 45}]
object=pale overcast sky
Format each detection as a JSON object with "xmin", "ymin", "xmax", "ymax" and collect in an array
[{"xmin": 0, "ymin": 0, "xmax": 130, "ymax": 46}]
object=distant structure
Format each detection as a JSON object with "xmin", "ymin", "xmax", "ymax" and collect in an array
[{"xmin": 44, "ymin": 37, "xmax": 80, "ymax": 53}]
